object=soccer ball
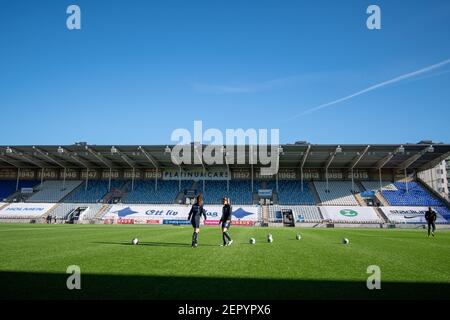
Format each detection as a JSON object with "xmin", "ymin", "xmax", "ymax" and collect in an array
[
  {"xmin": 296, "ymin": 234, "xmax": 302, "ymax": 240},
  {"xmin": 267, "ymin": 234, "xmax": 273, "ymax": 243},
  {"xmin": 249, "ymin": 238, "xmax": 256, "ymax": 244},
  {"xmin": 132, "ymin": 238, "xmax": 139, "ymax": 245},
  {"xmin": 343, "ymin": 238, "xmax": 349, "ymax": 245}
]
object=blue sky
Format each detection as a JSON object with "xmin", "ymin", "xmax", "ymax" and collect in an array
[{"xmin": 0, "ymin": 0, "xmax": 449, "ymax": 145}]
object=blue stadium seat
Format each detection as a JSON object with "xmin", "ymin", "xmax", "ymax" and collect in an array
[
  {"xmin": 435, "ymin": 206, "xmax": 450, "ymax": 221},
  {"xmin": 382, "ymin": 181, "xmax": 445, "ymax": 206},
  {"xmin": 201, "ymin": 180, "xmax": 252, "ymax": 205},
  {"xmin": 0, "ymin": 180, "xmax": 40, "ymax": 201},
  {"xmin": 63, "ymin": 180, "xmax": 126, "ymax": 203},
  {"xmin": 122, "ymin": 180, "xmax": 191, "ymax": 204},
  {"xmin": 255, "ymin": 180, "xmax": 316, "ymax": 205},
  {"xmin": 277, "ymin": 180, "xmax": 316, "ymax": 205}
]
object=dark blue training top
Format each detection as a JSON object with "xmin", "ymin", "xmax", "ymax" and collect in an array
[
  {"xmin": 220, "ymin": 204, "xmax": 232, "ymax": 222},
  {"xmin": 188, "ymin": 203, "xmax": 207, "ymax": 221}
]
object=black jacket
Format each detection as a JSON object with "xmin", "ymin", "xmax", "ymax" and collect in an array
[
  {"xmin": 425, "ymin": 209, "xmax": 437, "ymax": 223},
  {"xmin": 220, "ymin": 204, "xmax": 232, "ymax": 222},
  {"xmin": 188, "ymin": 204, "xmax": 207, "ymax": 221}
]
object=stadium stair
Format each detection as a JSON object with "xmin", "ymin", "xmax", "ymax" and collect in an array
[
  {"xmin": 39, "ymin": 204, "xmax": 60, "ymax": 223},
  {"xmin": 272, "ymin": 192, "xmax": 279, "ymax": 204},
  {"xmin": 354, "ymin": 193, "xmax": 367, "ymax": 206},
  {"xmin": 176, "ymin": 180, "xmax": 196, "ymax": 204},
  {"xmin": 175, "ymin": 190, "xmax": 186, "ymax": 204},
  {"xmin": 316, "ymin": 207, "xmax": 325, "ymax": 222},
  {"xmin": 192, "ymin": 181, "xmax": 199, "ymax": 190},
  {"xmin": 314, "ymin": 181, "xmax": 361, "ymax": 206},
  {"xmin": 374, "ymin": 207, "xmax": 389, "ymax": 223},
  {"xmin": 26, "ymin": 180, "xmax": 83, "ymax": 203},
  {"xmin": 375, "ymin": 192, "xmax": 390, "ymax": 206},
  {"xmin": 262, "ymin": 206, "xmax": 269, "ymax": 226},
  {"xmin": 309, "ymin": 182, "xmax": 322, "ymax": 205},
  {"xmin": 59, "ymin": 182, "xmax": 89, "ymax": 202},
  {"xmin": 252, "ymin": 192, "xmax": 259, "ymax": 205},
  {"xmin": 103, "ymin": 181, "xmax": 130, "ymax": 203},
  {"xmin": 3, "ymin": 190, "xmax": 19, "ymax": 202},
  {"xmin": 93, "ymin": 204, "xmax": 112, "ymax": 220},
  {"xmin": 102, "ymin": 191, "xmax": 116, "ymax": 204}
]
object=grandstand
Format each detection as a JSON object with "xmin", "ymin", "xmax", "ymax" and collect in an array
[
  {"xmin": 202, "ymin": 180, "xmax": 253, "ymax": 205},
  {"xmin": 0, "ymin": 142, "xmax": 449, "ymax": 226},
  {"xmin": 49, "ymin": 203, "xmax": 105, "ymax": 220},
  {"xmin": 26, "ymin": 180, "xmax": 82, "ymax": 203},
  {"xmin": 314, "ymin": 181, "xmax": 360, "ymax": 206},
  {"xmin": 256, "ymin": 180, "xmax": 316, "ymax": 205},
  {"xmin": 122, "ymin": 180, "xmax": 191, "ymax": 204},
  {"xmin": 361, "ymin": 180, "xmax": 397, "ymax": 192},
  {"xmin": 64, "ymin": 179, "xmax": 125, "ymax": 203},
  {"xmin": 268, "ymin": 205, "xmax": 322, "ymax": 223},
  {"xmin": 0, "ymin": 180, "xmax": 40, "ymax": 201},
  {"xmin": 382, "ymin": 181, "xmax": 445, "ymax": 206}
]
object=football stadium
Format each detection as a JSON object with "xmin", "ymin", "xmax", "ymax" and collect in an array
[
  {"xmin": 1, "ymin": 142, "xmax": 450, "ymax": 299},
  {"xmin": 2, "ymin": 0, "xmax": 450, "ymax": 310}
]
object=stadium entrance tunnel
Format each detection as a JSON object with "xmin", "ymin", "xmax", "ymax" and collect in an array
[{"xmin": 1, "ymin": 271, "xmax": 449, "ymax": 300}]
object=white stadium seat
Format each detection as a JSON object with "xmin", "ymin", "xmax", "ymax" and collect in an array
[
  {"xmin": 313, "ymin": 181, "xmax": 360, "ymax": 206},
  {"xmin": 26, "ymin": 180, "xmax": 83, "ymax": 203}
]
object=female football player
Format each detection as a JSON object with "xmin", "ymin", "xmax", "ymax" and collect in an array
[
  {"xmin": 188, "ymin": 194, "xmax": 207, "ymax": 247},
  {"xmin": 219, "ymin": 197, "xmax": 233, "ymax": 246}
]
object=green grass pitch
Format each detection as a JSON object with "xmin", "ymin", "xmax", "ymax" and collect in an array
[{"xmin": 0, "ymin": 224, "xmax": 449, "ymax": 300}]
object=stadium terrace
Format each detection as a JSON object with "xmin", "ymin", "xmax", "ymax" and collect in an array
[{"xmin": 0, "ymin": 142, "xmax": 449, "ymax": 227}]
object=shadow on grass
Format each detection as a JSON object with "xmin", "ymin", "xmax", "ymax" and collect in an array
[
  {"xmin": 0, "ymin": 271, "xmax": 449, "ymax": 300},
  {"xmin": 93, "ymin": 241, "xmax": 218, "ymax": 248}
]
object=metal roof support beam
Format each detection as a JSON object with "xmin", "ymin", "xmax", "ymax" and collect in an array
[
  {"xmin": 85, "ymin": 146, "xmax": 115, "ymax": 191},
  {"xmin": 69, "ymin": 155, "xmax": 90, "ymax": 169},
  {"xmin": 33, "ymin": 147, "xmax": 68, "ymax": 189},
  {"xmin": 418, "ymin": 151, "xmax": 450, "ymax": 172},
  {"xmin": 376, "ymin": 153, "xmax": 395, "ymax": 170},
  {"xmin": 300, "ymin": 145, "xmax": 311, "ymax": 170},
  {"xmin": 398, "ymin": 147, "xmax": 431, "ymax": 170},
  {"xmin": 349, "ymin": 145, "xmax": 370, "ymax": 170},
  {"xmin": 299, "ymin": 145, "xmax": 311, "ymax": 192},
  {"xmin": 85, "ymin": 146, "xmax": 114, "ymax": 168},
  {"xmin": 115, "ymin": 150, "xmax": 136, "ymax": 169},
  {"xmin": 375, "ymin": 151, "xmax": 396, "ymax": 192},
  {"xmin": 139, "ymin": 146, "xmax": 160, "ymax": 191},
  {"xmin": 349, "ymin": 145, "xmax": 370, "ymax": 193},
  {"xmin": 324, "ymin": 146, "xmax": 341, "ymax": 191},
  {"xmin": 0, "ymin": 155, "xmax": 21, "ymax": 168},
  {"xmin": 70, "ymin": 155, "xmax": 91, "ymax": 191},
  {"xmin": 32, "ymin": 146, "xmax": 66, "ymax": 169},
  {"xmin": 1, "ymin": 147, "xmax": 46, "ymax": 168},
  {"xmin": 113, "ymin": 147, "xmax": 136, "ymax": 191},
  {"xmin": 138, "ymin": 146, "xmax": 159, "ymax": 168}
]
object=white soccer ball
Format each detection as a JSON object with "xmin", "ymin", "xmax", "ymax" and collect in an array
[
  {"xmin": 249, "ymin": 238, "xmax": 256, "ymax": 244},
  {"xmin": 267, "ymin": 234, "xmax": 273, "ymax": 243},
  {"xmin": 296, "ymin": 234, "xmax": 302, "ymax": 240},
  {"xmin": 132, "ymin": 238, "xmax": 139, "ymax": 245},
  {"xmin": 343, "ymin": 238, "xmax": 349, "ymax": 245}
]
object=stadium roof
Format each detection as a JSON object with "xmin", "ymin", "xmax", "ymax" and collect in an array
[{"xmin": 0, "ymin": 143, "xmax": 449, "ymax": 172}]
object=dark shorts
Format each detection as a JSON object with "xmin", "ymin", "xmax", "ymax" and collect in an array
[
  {"xmin": 191, "ymin": 217, "xmax": 201, "ymax": 229},
  {"xmin": 221, "ymin": 220, "xmax": 231, "ymax": 229}
]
